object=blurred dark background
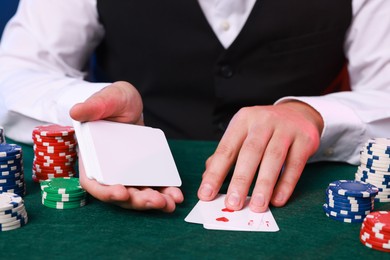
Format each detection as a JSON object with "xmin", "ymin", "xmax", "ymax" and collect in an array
[{"xmin": 0, "ymin": 0, "xmax": 20, "ymax": 39}]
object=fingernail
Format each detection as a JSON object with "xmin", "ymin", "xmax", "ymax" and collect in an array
[
  {"xmin": 274, "ymin": 192, "xmax": 284, "ymax": 203},
  {"xmin": 252, "ymin": 193, "xmax": 265, "ymax": 208},
  {"xmin": 145, "ymin": 202, "xmax": 154, "ymax": 209},
  {"xmin": 227, "ymin": 192, "xmax": 241, "ymax": 207},
  {"xmin": 199, "ymin": 184, "xmax": 213, "ymax": 198}
]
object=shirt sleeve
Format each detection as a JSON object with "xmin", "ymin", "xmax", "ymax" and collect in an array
[
  {"xmin": 0, "ymin": 0, "xmax": 108, "ymax": 144},
  {"xmin": 276, "ymin": 0, "xmax": 390, "ymax": 165}
]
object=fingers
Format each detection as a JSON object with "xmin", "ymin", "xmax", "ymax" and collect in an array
[
  {"xmin": 249, "ymin": 130, "xmax": 291, "ymax": 212},
  {"xmin": 197, "ymin": 114, "xmax": 246, "ymax": 202},
  {"xmin": 198, "ymin": 103, "xmax": 322, "ymax": 213},
  {"xmin": 69, "ymin": 81, "xmax": 143, "ymax": 124},
  {"xmin": 270, "ymin": 135, "xmax": 317, "ymax": 207},
  {"xmin": 79, "ymin": 154, "xmax": 183, "ymax": 212},
  {"xmin": 225, "ymin": 126, "xmax": 272, "ymax": 210}
]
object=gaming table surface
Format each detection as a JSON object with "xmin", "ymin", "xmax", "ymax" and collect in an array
[{"xmin": 1, "ymin": 139, "xmax": 389, "ymax": 259}]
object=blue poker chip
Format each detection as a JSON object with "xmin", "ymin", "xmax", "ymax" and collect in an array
[
  {"xmin": 326, "ymin": 204, "xmax": 373, "ymax": 214},
  {"xmin": 326, "ymin": 198, "xmax": 373, "ymax": 208},
  {"xmin": 325, "ymin": 188, "xmax": 375, "ymax": 202},
  {"xmin": 326, "ymin": 188, "xmax": 373, "ymax": 204},
  {"xmin": 0, "ymin": 172, "xmax": 24, "ymax": 180},
  {"xmin": 0, "ymin": 154, "xmax": 22, "ymax": 162},
  {"xmin": 325, "ymin": 204, "xmax": 372, "ymax": 216},
  {"xmin": 0, "ymin": 170, "xmax": 23, "ymax": 177},
  {"xmin": 0, "ymin": 158, "xmax": 23, "ymax": 166},
  {"xmin": 324, "ymin": 208, "xmax": 369, "ymax": 219},
  {"xmin": 328, "ymin": 180, "xmax": 379, "ymax": 198},
  {"xmin": 324, "ymin": 212, "xmax": 365, "ymax": 223},
  {"xmin": 0, "ymin": 189, "xmax": 26, "ymax": 198},
  {"xmin": 0, "ymin": 166, "xmax": 23, "ymax": 172},
  {"xmin": 326, "ymin": 206, "xmax": 373, "ymax": 216},
  {"xmin": 323, "ymin": 204, "xmax": 366, "ymax": 223},
  {"xmin": 325, "ymin": 197, "xmax": 373, "ymax": 208},
  {"xmin": 0, "ymin": 144, "xmax": 22, "ymax": 158},
  {"xmin": 0, "ymin": 178, "xmax": 24, "ymax": 187},
  {"xmin": 0, "ymin": 162, "xmax": 23, "ymax": 170},
  {"xmin": 0, "ymin": 183, "xmax": 25, "ymax": 192}
]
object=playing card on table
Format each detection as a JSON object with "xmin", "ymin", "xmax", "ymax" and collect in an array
[{"xmin": 185, "ymin": 194, "xmax": 279, "ymax": 232}]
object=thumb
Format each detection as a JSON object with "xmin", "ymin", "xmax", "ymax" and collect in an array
[{"xmin": 69, "ymin": 81, "xmax": 143, "ymax": 124}]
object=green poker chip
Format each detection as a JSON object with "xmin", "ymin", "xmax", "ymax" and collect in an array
[
  {"xmin": 40, "ymin": 177, "xmax": 84, "ymax": 194},
  {"xmin": 41, "ymin": 191, "xmax": 86, "ymax": 202},
  {"xmin": 42, "ymin": 198, "xmax": 86, "ymax": 209}
]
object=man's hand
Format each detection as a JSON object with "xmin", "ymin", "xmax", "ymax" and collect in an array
[
  {"xmin": 197, "ymin": 101, "xmax": 324, "ymax": 212},
  {"xmin": 70, "ymin": 81, "xmax": 184, "ymax": 212}
]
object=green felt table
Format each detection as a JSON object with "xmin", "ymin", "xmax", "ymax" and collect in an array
[{"xmin": 1, "ymin": 139, "xmax": 390, "ymax": 259}]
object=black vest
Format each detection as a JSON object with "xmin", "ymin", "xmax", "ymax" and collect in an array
[{"xmin": 95, "ymin": 0, "xmax": 352, "ymax": 140}]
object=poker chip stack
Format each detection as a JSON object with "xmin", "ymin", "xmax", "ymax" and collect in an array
[
  {"xmin": 0, "ymin": 126, "xmax": 5, "ymax": 144},
  {"xmin": 360, "ymin": 211, "xmax": 390, "ymax": 252},
  {"xmin": 40, "ymin": 177, "xmax": 87, "ymax": 209},
  {"xmin": 32, "ymin": 125, "xmax": 78, "ymax": 182},
  {"xmin": 355, "ymin": 138, "xmax": 390, "ymax": 203},
  {"xmin": 0, "ymin": 143, "xmax": 26, "ymax": 197},
  {"xmin": 0, "ymin": 192, "xmax": 28, "ymax": 231},
  {"xmin": 323, "ymin": 180, "xmax": 378, "ymax": 223}
]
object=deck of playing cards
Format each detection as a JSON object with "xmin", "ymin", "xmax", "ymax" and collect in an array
[
  {"xmin": 72, "ymin": 120, "xmax": 182, "ymax": 187},
  {"xmin": 185, "ymin": 194, "xmax": 279, "ymax": 232}
]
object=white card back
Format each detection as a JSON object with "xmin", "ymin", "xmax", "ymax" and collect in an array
[{"xmin": 73, "ymin": 120, "xmax": 182, "ymax": 187}]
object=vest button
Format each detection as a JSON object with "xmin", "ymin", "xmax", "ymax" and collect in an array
[{"xmin": 220, "ymin": 65, "xmax": 234, "ymax": 78}]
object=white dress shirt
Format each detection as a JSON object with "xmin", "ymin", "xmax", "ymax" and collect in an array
[{"xmin": 0, "ymin": 0, "xmax": 390, "ymax": 165}]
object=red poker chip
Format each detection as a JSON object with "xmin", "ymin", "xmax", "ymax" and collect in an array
[
  {"xmin": 33, "ymin": 136, "xmax": 76, "ymax": 143},
  {"xmin": 33, "ymin": 171, "xmax": 76, "ymax": 179},
  {"xmin": 33, "ymin": 160, "xmax": 74, "ymax": 168},
  {"xmin": 364, "ymin": 211, "xmax": 390, "ymax": 233},
  {"xmin": 33, "ymin": 139, "xmax": 77, "ymax": 147},
  {"xmin": 34, "ymin": 156, "xmax": 76, "ymax": 164},
  {"xmin": 33, "ymin": 125, "xmax": 75, "ymax": 137},
  {"xmin": 33, "ymin": 144, "xmax": 77, "ymax": 151},
  {"xmin": 33, "ymin": 172, "xmax": 76, "ymax": 180},
  {"xmin": 32, "ymin": 166, "xmax": 76, "ymax": 174},
  {"xmin": 360, "ymin": 229, "xmax": 390, "ymax": 245},
  {"xmin": 33, "ymin": 147, "xmax": 77, "ymax": 155},
  {"xmin": 360, "ymin": 235, "xmax": 390, "ymax": 252},
  {"xmin": 32, "ymin": 135, "xmax": 76, "ymax": 144},
  {"xmin": 32, "ymin": 132, "xmax": 76, "ymax": 139},
  {"xmin": 33, "ymin": 156, "xmax": 76, "ymax": 163},
  {"xmin": 33, "ymin": 164, "xmax": 75, "ymax": 171},
  {"xmin": 361, "ymin": 224, "xmax": 390, "ymax": 241},
  {"xmin": 34, "ymin": 143, "xmax": 77, "ymax": 150},
  {"xmin": 34, "ymin": 150, "xmax": 77, "ymax": 158},
  {"xmin": 33, "ymin": 161, "xmax": 75, "ymax": 170},
  {"xmin": 362, "ymin": 221, "xmax": 390, "ymax": 238},
  {"xmin": 33, "ymin": 167, "xmax": 75, "ymax": 175}
]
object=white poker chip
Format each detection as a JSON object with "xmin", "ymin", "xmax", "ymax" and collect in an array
[{"xmin": 0, "ymin": 193, "xmax": 23, "ymax": 211}]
